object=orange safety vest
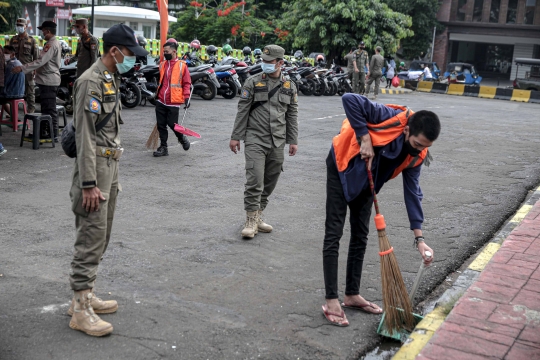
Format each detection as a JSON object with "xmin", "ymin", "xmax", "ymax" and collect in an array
[
  {"xmin": 332, "ymin": 104, "xmax": 428, "ymax": 177},
  {"xmin": 159, "ymin": 60, "xmax": 187, "ymax": 104}
]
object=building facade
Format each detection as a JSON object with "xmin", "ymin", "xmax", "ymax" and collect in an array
[{"xmin": 434, "ymin": 0, "xmax": 540, "ymax": 80}]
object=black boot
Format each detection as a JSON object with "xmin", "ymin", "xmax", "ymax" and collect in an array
[
  {"xmin": 53, "ymin": 128, "xmax": 59, "ymax": 143},
  {"xmin": 153, "ymin": 145, "xmax": 169, "ymax": 157},
  {"xmin": 178, "ymin": 134, "xmax": 190, "ymax": 151}
]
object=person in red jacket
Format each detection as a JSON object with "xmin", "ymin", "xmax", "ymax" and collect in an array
[{"xmin": 153, "ymin": 41, "xmax": 192, "ymax": 157}]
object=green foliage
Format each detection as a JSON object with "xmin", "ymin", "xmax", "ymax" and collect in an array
[
  {"xmin": 382, "ymin": 0, "xmax": 443, "ymax": 59},
  {"xmin": 280, "ymin": 0, "xmax": 413, "ymax": 62},
  {"xmin": 0, "ymin": 0, "xmax": 26, "ymax": 34}
]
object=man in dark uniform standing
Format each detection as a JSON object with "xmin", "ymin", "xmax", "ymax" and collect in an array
[
  {"xmin": 65, "ymin": 18, "xmax": 100, "ymax": 78},
  {"xmin": 9, "ymin": 18, "xmax": 39, "ymax": 113}
]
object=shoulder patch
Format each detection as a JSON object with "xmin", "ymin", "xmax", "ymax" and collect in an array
[
  {"xmin": 89, "ymin": 98, "xmax": 101, "ymax": 113},
  {"xmin": 283, "ymin": 81, "xmax": 291, "ymax": 89},
  {"xmin": 255, "ymin": 82, "xmax": 265, "ymax": 87},
  {"xmin": 240, "ymin": 88, "xmax": 250, "ymax": 99},
  {"xmin": 91, "ymin": 44, "xmax": 97, "ymax": 50},
  {"xmin": 43, "ymin": 44, "xmax": 50, "ymax": 52}
]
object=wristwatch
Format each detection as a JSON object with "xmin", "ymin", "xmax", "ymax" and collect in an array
[{"xmin": 414, "ymin": 236, "xmax": 425, "ymax": 248}]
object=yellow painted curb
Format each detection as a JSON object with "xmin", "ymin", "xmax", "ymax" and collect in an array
[
  {"xmin": 392, "ymin": 307, "xmax": 447, "ymax": 360},
  {"xmin": 468, "ymin": 243, "xmax": 501, "ymax": 271},
  {"xmin": 510, "ymin": 204, "xmax": 533, "ymax": 223}
]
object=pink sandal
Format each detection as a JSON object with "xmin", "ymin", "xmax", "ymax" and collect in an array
[{"xmin": 322, "ymin": 305, "xmax": 349, "ymax": 327}]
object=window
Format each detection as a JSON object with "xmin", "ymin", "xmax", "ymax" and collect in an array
[
  {"xmin": 506, "ymin": 0, "xmax": 518, "ymax": 23},
  {"xmin": 473, "ymin": 0, "xmax": 484, "ymax": 21},
  {"xmin": 524, "ymin": 0, "xmax": 536, "ymax": 24},
  {"xmin": 457, "ymin": 0, "xmax": 467, "ymax": 21},
  {"xmin": 130, "ymin": 22, "xmax": 138, "ymax": 31},
  {"xmin": 95, "ymin": 19, "xmax": 117, "ymax": 28},
  {"xmin": 143, "ymin": 25, "xmax": 151, "ymax": 39},
  {"xmin": 490, "ymin": 0, "xmax": 500, "ymax": 22}
]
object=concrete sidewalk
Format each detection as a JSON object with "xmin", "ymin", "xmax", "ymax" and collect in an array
[{"xmin": 416, "ymin": 193, "xmax": 540, "ymax": 359}]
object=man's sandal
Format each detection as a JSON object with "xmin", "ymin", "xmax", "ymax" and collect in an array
[{"xmin": 322, "ymin": 305, "xmax": 349, "ymax": 327}]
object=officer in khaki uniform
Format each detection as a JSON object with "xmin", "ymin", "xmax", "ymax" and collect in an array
[
  {"xmin": 65, "ymin": 18, "xmax": 100, "ymax": 78},
  {"xmin": 366, "ymin": 46, "xmax": 385, "ymax": 100},
  {"xmin": 353, "ymin": 41, "xmax": 369, "ymax": 95},
  {"xmin": 230, "ymin": 45, "xmax": 298, "ymax": 239},
  {"xmin": 9, "ymin": 18, "xmax": 39, "ymax": 113},
  {"xmin": 67, "ymin": 24, "xmax": 148, "ymax": 337},
  {"xmin": 344, "ymin": 47, "xmax": 356, "ymax": 83}
]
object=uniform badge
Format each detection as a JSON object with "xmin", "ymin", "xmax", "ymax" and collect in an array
[
  {"xmin": 103, "ymin": 82, "xmax": 115, "ymax": 95},
  {"xmin": 255, "ymin": 82, "xmax": 265, "ymax": 87},
  {"xmin": 91, "ymin": 44, "xmax": 97, "ymax": 50},
  {"xmin": 264, "ymin": 48, "xmax": 270, "ymax": 54},
  {"xmin": 283, "ymin": 81, "xmax": 291, "ymax": 89},
  {"xmin": 240, "ymin": 89, "xmax": 250, "ymax": 99},
  {"xmin": 43, "ymin": 44, "xmax": 50, "ymax": 53},
  {"xmin": 89, "ymin": 98, "xmax": 101, "ymax": 113},
  {"xmin": 103, "ymin": 70, "xmax": 112, "ymax": 81}
]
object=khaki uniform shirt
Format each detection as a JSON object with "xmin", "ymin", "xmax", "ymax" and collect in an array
[
  {"xmin": 370, "ymin": 54, "xmax": 385, "ymax": 75},
  {"xmin": 68, "ymin": 32, "xmax": 100, "ymax": 78},
  {"xmin": 74, "ymin": 60, "xmax": 121, "ymax": 188},
  {"xmin": 355, "ymin": 50, "xmax": 369, "ymax": 73},
  {"xmin": 344, "ymin": 52, "xmax": 355, "ymax": 72},
  {"xmin": 22, "ymin": 36, "xmax": 62, "ymax": 86},
  {"xmin": 231, "ymin": 72, "xmax": 299, "ymax": 148},
  {"xmin": 9, "ymin": 33, "xmax": 39, "ymax": 65}
]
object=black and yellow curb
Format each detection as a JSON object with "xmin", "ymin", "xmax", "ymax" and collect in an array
[
  {"xmin": 400, "ymin": 79, "xmax": 540, "ymax": 104},
  {"xmin": 392, "ymin": 184, "xmax": 540, "ymax": 360},
  {"xmin": 380, "ymin": 88, "xmax": 414, "ymax": 95}
]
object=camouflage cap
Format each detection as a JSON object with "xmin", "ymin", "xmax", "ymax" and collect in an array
[
  {"xmin": 16, "ymin": 18, "xmax": 27, "ymax": 25},
  {"xmin": 261, "ymin": 45, "xmax": 285, "ymax": 61}
]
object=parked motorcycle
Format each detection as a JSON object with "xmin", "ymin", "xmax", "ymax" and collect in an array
[
  {"xmin": 188, "ymin": 64, "xmax": 220, "ymax": 101},
  {"xmin": 213, "ymin": 64, "xmax": 241, "ymax": 99}
]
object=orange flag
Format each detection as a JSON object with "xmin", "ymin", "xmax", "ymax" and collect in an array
[{"xmin": 157, "ymin": 0, "xmax": 169, "ymax": 63}]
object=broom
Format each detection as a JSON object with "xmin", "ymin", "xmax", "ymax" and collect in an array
[
  {"xmin": 146, "ymin": 124, "xmax": 160, "ymax": 150},
  {"xmin": 365, "ymin": 159, "xmax": 415, "ymax": 334}
]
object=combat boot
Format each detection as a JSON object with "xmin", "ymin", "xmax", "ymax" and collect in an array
[
  {"xmin": 257, "ymin": 210, "xmax": 273, "ymax": 233},
  {"xmin": 178, "ymin": 134, "xmax": 190, "ymax": 151},
  {"xmin": 241, "ymin": 211, "xmax": 258, "ymax": 239},
  {"xmin": 153, "ymin": 145, "xmax": 169, "ymax": 157},
  {"xmin": 69, "ymin": 289, "xmax": 113, "ymax": 337},
  {"xmin": 68, "ymin": 288, "xmax": 118, "ymax": 316}
]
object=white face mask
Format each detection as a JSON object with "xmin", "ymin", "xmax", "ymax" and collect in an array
[
  {"xmin": 5, "ymin": 54, "xmax": 11, "ymax": 62},
  {"xmin": 16, "ymin": 26, "xmax": 25, "ymax": 34}
]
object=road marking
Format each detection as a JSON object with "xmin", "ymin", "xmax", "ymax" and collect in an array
[
  {"xmin": 313, "ymin": 114, "xmax": 346, "ymax": 120},
  {"xmin": 41, "ymin": 303, "xmax": 70, "ymax": 314},
  {"xmin": 468, "ymin": 242, "xmax": 501, "ymax": 271}
]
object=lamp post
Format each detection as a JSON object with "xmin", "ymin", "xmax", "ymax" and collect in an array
[{"xmin": 90, "ymin": 0, "xmax": 95, "ymax": 34}]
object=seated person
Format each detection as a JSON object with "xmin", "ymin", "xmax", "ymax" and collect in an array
[
  {"xmin": 422, "ymin": 64, "xmax": 433, "ymax": 80},
  {"xmin": 1, "ymin": 46, "xmax": 25, "ymax": 117}
]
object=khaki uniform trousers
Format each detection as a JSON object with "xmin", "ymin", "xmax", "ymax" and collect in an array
[
  {"xmin": 353, "ymin": 72, "xmax": 366, "ymax": 94},
  {"xmin": 25, "ymin": 73, "xmax": 36, "ymax": 113},
  {"xmin": 366, "ymin": 73, "xmax": 382, "ymax": 96},
  {"xmin": 69, "ymin": 157, "xmax": 119, "ymax": 291},
  {"xmin": 244, "ymin": 142, "xmax": 285, "ymax": 212}
]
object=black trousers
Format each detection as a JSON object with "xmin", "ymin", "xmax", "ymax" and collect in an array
[
  {"xmin": 323, "ymin": 152, "xmax": 373, "ymax": 299},
  {"xmin": 155, "ymin": 101, "xmax": 182, "ymax": 147},
  {"xmin": 38, "ymin": 84, "xmax": 58, "ymax": 134}
]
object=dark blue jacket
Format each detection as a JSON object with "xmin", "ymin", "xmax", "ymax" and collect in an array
[
  {"xmin": 2, "ymin": 58, "xmax": 25, "ymax": 99},
  {"xmin": 330, "ymin": 93, "xmax": 424, "ymax": 230}
]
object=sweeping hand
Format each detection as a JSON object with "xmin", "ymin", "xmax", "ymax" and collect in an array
[
  {"xmin": 229, "ymin": 140, "xmax": 241, "ymax": 154},
  {"xmin": 360, "ymin": 134, "xmax": 374, "ymax": 169},
  {"xmin": 417, "ymin": 242, "xmax": 434, "ymax": 266}
]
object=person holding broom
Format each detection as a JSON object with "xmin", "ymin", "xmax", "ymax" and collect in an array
[
  {"xmin": 321, "ymin": 93, "xmax": 440, "ymax": 326},
  {"xmin": 152, "ymin": 41, "xmax": 192, "ymax": 157}
]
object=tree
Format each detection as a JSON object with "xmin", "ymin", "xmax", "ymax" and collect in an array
[
  {"xmin": 279, "ymin": 0, "xmax": 413, "ymax": 62},
  {"xmin": 382, "ymin": 0, "xmax": 443, "ymax": 59},
  {"xmin": 0, "ymin": 0, "xmax": 25, "ymax": 34}
]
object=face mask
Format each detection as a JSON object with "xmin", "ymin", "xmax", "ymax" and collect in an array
[
  {"xmin": 16, "ymin": 26, "xmax": 25, "ymax": 34},
  {"xmin": 71, "ymin": 29, "xmax": 77, "ymax": 35},
  {"xmin": 75, "ymin": 28, "xmax": 82, "ymax": 36},
  {"xmin": 164, "ymin": 53, "xmax": 173, "ymax": 61},
  {"xmin": 404, "ymin": 138, "xmax": 422, "ymax": 157},
  {"xmin": 261, "ymin": 62, "xmax": 277, "ymax": 74},
  {"xmin": 114, "ymin": 48, "xmax": 136, "ymax": 74},
  {"xmin": 5, "ymin": 54, "xmax": 11, "ymax": 62}
]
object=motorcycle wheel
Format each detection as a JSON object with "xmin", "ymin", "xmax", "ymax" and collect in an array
[
  {"xmin": 121, "ymin": 82, "xmax": 141, "ymax": 108},
  {"xmin": 222, "ymin": 79, "xmax": 238, "ymax": 99},
  {"xmin": 201, "ymin": 80, "xmax": 217, "ymax": 100},
  {"xmin": 313, "ymin": 81, "xmax": 326, "ymax": 96},
  {"xmin": 300, "ymin": 78, "xmax": 316, "ymax": 96},
  {"xmin": 331, "ymin": 82, "xmax": 339, "ymax": 96}
]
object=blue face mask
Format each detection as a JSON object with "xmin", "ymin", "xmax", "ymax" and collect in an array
[
  {"xmin": 261, "ymin": 62, "xmax": 277, "ymax": 74},
  {"xmin": 114, "ymin": 48, "xmax": 136, "ymax": 74}
]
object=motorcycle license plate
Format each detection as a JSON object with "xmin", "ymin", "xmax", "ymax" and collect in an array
[
  {"xmin": 232, "ymin": 74, "xmax": 239, "ymax": 80},
  {"xmin": 138, "ymin": 77, "xmax": 147, "ymax": 83},
  {"xmin": 295, "ymin": 74, "xmax": 301, "ymax": 80}
]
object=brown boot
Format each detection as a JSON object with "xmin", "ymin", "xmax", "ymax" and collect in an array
[
  {"xmin": 257, "ymin": 210, "xmax": 273, "ymax": 233},
  {"xmin": 68, "ymin": 289, "xmax": 118, "ymax": 316},
  {"xmin": 69, "ymin": 289, "xmax": 113, "ymax": 337},
  {"xmin": 241, "ymin": 211, "xmax": 258, "ymax": 238}
]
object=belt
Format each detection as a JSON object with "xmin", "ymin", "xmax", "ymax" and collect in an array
[{"xmin": 96, "ymin": 146, "xmax": 124, "ymax": 160}]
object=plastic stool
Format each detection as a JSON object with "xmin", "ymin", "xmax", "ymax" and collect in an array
[
  {"xmin": 20, "ymin": 114, "xmax": 55, "ymax": 150},
  {"xmin": 56, "ymin": 105, "xmax": 67, "ymax": 129},
  {"xmin": 0, "ymin": 98, "xmax": 27, "ymax": 132}
]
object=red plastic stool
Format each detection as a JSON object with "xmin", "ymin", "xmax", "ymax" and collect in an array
[{"xmin": 0, "ymin": 98, "xmax": 27, "ymax": 132}]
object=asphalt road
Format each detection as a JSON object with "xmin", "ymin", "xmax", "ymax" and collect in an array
[{"xmin": 1, "ymin": 91, "xmax": 539, "ymax": 360}]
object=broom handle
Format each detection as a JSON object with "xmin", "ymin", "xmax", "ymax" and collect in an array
[
  {"xmin": 180, "ymin": 85, "xmax": 195, "ymax": 127},
  {"xmin": 365, "ymin": 158, "xmax": 381, "ymax": 215}
]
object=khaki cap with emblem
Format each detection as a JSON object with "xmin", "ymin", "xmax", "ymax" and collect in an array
[
  {"xmin": 16, "ymin": 18, "xmax": 27, "ymax": 25},
  {"xmin": 73, "ymin": 18, "xmax": 89, "ymax": 26},
  {"xmin": 261, "ymin": 45, "xmax": 285, "ymax": 61}
]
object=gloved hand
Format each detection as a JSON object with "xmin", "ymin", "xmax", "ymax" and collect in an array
[{"xmin": 184, "ymin": 99, "xmax": 191, "ymax": 109}]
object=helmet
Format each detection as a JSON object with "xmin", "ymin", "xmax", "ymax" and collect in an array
[
  {"xmin": 222, "ymin": 44, "xmax": 233, "ymax": 55},
  {"xmin": 242, "ymin": 46, "xmax": 252, "ymax": 56},
  {"xmin": 316, "ymin": 54, "xmax": 324, "ymax": 62},
  {"xmin": 206, "ymin": 45, "xmax": 218, "ymax": 55},
  {"xmin": 294, "ymin": 50, "xmax": 303, "ymax": 59},
  {"xmin": 190, "ymin": 39, "xmax": 201, "ymax": 50},
  {"xmin": 167, "ymin": 38, "xmax": 178, "ymax": 44},
  {"xmin": 400, "ymin": 61, "xmax": 405, "ymax": 66},
  {"xmin": 137, "ymin": 35, "xmax": 147, "ymax": 47},
  {"xmin": 253, "ymin": 48, "xmax": 262, "ymax": 57}
]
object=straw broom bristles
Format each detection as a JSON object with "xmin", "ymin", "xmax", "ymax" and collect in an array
[{"xmin": 146, "ymin": 124, "xmax": 160, "ymax": 150}]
